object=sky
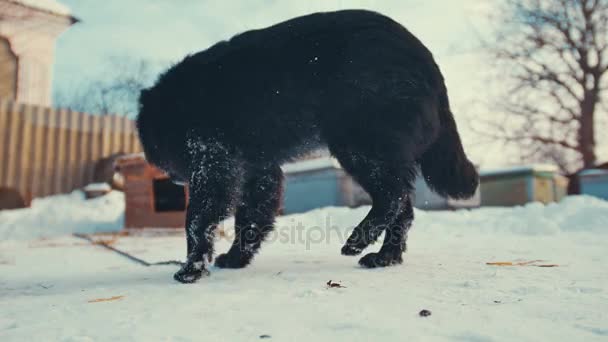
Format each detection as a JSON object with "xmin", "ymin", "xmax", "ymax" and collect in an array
[{"xmin": 50, "ymin": 0, "xmax": 509, "ymax": 167}]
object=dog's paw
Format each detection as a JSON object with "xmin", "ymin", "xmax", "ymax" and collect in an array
[
  {"xmin": 173, "ymin": 261, "xmax": 210, "ymax": 283},
  {"xmin": 341, "ymin": 243, "xmax": 364, "ymax": 256},
  {"xmin": 358, "ymin": 252, "xmax": 403, "ymax": 268},
  {"xmin": 214, "ymin": 252, "xmax": 250, "ymax": 269}
]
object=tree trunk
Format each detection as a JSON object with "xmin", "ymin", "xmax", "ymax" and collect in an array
[{"xmin": 578, "ymin": 91, "xmax": 597, "ymax": 168}]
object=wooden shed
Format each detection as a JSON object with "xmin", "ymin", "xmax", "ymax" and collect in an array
[
  {"xmin": 479, "ymin": 165, "xmax": 568, "ymax": 207},
  {"xmin": 282, "ymin": 157, "xmax": 481, "ymax": 214},
  {"xmin": 116, "ymin": 154, "xmax": 187, "ymax": 229},
  {"xmin": 413, "ymin": 174, "xmax": 481, "ymax": 210},
  {"xmin": 566, "ymin": 162, "xmax": 608, "ymax": 195},
  {"xmin": 282, "ymin": 158, "xmax": 368, "ymax": 214},
  {"xmin": 578, "ymin": 169, "xmax": 608, "ymax": 200}
]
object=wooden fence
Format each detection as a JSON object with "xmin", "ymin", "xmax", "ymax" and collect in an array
[{"xmin": 0, "ymin": 99, "xmax": 142, "ymax": 202}]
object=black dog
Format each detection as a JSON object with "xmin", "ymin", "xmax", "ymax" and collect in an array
[{"xmin": 136, "ymin": 10, "xmax": 478, "ymax": 283}]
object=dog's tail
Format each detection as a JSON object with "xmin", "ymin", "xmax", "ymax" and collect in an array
[{"xmin": 419, "ymin": 89, "xmax": 478, "ymax": 199}]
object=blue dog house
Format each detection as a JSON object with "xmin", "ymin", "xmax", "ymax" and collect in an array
[
  {"xmin": 281, "ymin": 157, "xmax": 480, "ymax": 214},
  {"xmin": 281, "ymin": 158, "xmax": 366, "ymax": 214},
  {"xmin": 578, "ymin": 169, "xmax": 608, "ymax": 200},
  {"xmin": 413, "ymin": 175, "xmax": 481, "ymax": 210}
]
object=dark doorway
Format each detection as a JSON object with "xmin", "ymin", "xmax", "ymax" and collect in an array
[
  {"xmin": 0, "ymin": 187, "xmax": 26, "ymax": 210},
  {"xmin": 153, "ymin": 178, "xmax": 186, "ymax": 212}
]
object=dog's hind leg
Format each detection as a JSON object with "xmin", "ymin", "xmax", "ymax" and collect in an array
[
  {"xmin": 173, "ymin": 140, "xmax": 243, "ymax": 283},
  {"xmin": 329, "ymin": 145, "xmax": 416, "ymax": 263},
  {"xmin": 215, "ymin": 163, "xmax": 283, "ymax": 269},
  {"xmin": 358, "ymin": 193, "xmax": 414, "ymax": 267}
]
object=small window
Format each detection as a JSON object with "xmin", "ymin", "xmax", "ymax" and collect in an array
[{"xmin": 153, "ymin": 178, "xmax": 186, "ymax": 212}]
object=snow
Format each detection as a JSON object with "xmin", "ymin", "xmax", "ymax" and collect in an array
[
  {"xmin": 1, "ymin": 193, "xmax": 608, "ymax": 341},
  {"xmin": 0, "ymin": 191, "xmax": 124, "ymax": 240},
  {"xmin": 11, "ymin": 0, "xmax": 71, "ymax": 16},
  {"xmin": 282, "ymin": 157, "xmax": 342, "ymax": 174},
  {"xmin": 83, "ymin": 183, "xmax": 111, "ymax": 192}
]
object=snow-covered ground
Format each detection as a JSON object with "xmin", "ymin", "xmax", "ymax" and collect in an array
[
  {"xmin": 1, "ymin": 192, "xmax": 608, "ymax": 341},
  {"xmin": 0, "ymin": 191, "xmax": 125, "ymax": 241}
]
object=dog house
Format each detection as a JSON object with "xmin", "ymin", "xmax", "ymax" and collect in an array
[
  {"xmin": 567, "ymin": 162, "xmax": 608, "ymax": 195},
  {"xmin": 282, "ymin": 157, "xmax": 481, "ymax": 214},
  {"xmin": 413, "ymin": 174, "xmax": 481, "ymax": 210},
  {"xmin": 578, "ymin": 169, "xmax": 608, "ymax": 200},
  {"xmin": 281, "ymin": 158, "xmax": 369, "ymax": 214},
  {"xmin": 479, "ymin": 164, "xmax": 568, "ymax": 207},
  {"xmin": 116, "ymin": 154, "xmax": 187, "ymax": 228}
]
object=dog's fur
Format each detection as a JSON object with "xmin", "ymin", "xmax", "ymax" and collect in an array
[{"xmin": 136, "ymin": 10, "xmax": 478, "ymax": 283}]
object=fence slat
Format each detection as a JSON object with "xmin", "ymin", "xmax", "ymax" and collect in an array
[
  {"xmin": 66, "ymin": 110, "xmax": 81, "ymax": 192},
  {"xmin": 90, "ymin": 115, "xmax": 102, "ymax": 181},
  {"xmin": 40, "ymin": 107, "xmax": 55, "ymax": 197},
  {"xmin": 52, "ymin": 108, "xmax": 67, "ymax": 194},
  {"xmin": 18, "ymin": 104, "xmax": 33, "ymax": 200},
  {"xmin": 110, "ymin": 115, "xmax": 120, "ymax": 154},
  {"xmin": 4, "ymin": 102, "xmax": 21, "ymax": 191},
  {"xmin": 120, "ymin": 116, "xmax": 129, "ymax": 152},
  {"xmin": 30, "ymin": 105, "xmax": 45, "ymax": 198},
  {"xmin": 0, "ymin": 100, "xmax": 10, "ymax": 186},
  {"xmin": 80, "ymin": 112, "xmax": 93, "ymax": 186},
  {"xmin": 101, "ymin": 115, "xmax": 113, "ymax": 158}
]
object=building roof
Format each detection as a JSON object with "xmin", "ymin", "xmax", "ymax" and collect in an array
[
  {"xmin": 579, "ymin": 169, "xmax": 608, "ymax": 177},
  {"xmin": 282, "ymin": 157, "xmax": 342, "ymax": 174},
  {"xmin": 9, "ymin": 0, "xmax": 72, "ymax": 17},
  {"xmin": 479, "ymin": 164, "xmax": 558, "ymax": 178}
]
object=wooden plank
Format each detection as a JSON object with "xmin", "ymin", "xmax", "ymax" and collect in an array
[
  {"xmin": 66, "ymin": 110, "xmax": 80, "ymax": 191},
  {"xmin": 101, "ymin": 115, "xmax": 113, "ymax": 158},
  {"xmin": 89, "ymin": 115, "xmax": 102, "ymax": 179},
  {"xmin": 130, "ymin": 117, "xmax": 142, "ymax": 153},
  {"xmin": 124, "ymin": 191, "xmax": 153, "ymax": 199},
  {"xmin": 41, "ymin": 107, "xmax": 55, "ymax": 197},
  {"xmin": 121, "ymin": 121, "xmax": 129, "ymax": 152},
  {"xmin": 78, "ymin": 113, "xmax": 93, "ymax": 185},
  {"xmin": 108, "ymin": 115, "xmax": 117, "ymax": 154},
  {"xmin": 18, "ymin": 103, "xmax": 33, "ymax": 198},
  {"xmin": 129, "ymin": 119, "xmax": 138, "ymax": 150},
  {"xmin": 110, "ymin": 115, "xmax": 122, "ymax": 155},
  {"xmin": 0, "ymin": 100, "xmax": 10, "ymax": 186},
  {"xmin": 126, "ymin": 212, "xmax": 185, "ymax": 229},
  {"xmin": 4, "ymin": 102, "xmax": 21, "ymax": 192},
  {"xmin": 53, "ymin": 108, "xmax": 69, "ymax": 194},
  {"xmin": 72, "ymin": 111, "xmax": 83, "ymax": 188},
  {"xmin": 30, "ymin": 105, "xmax": 45, "ymax": 198}
]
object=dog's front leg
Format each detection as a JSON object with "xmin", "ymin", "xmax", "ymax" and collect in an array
[{"xmin": 173, "ymin": 140, "xmax": 242, "ymax": 283}]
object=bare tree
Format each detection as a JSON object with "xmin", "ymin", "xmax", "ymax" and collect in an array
[
  {"xmin": 478, "ymin": 0, "xmax": 608, "ymax": 173},
  {"xmin": 54, "ymin": 57, "xmax": 158, "ymax": 117}
]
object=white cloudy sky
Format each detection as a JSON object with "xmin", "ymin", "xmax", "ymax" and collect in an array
[{"xmin": 52, "ymin": 0, "xmax": 510, "ymax": 167}]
